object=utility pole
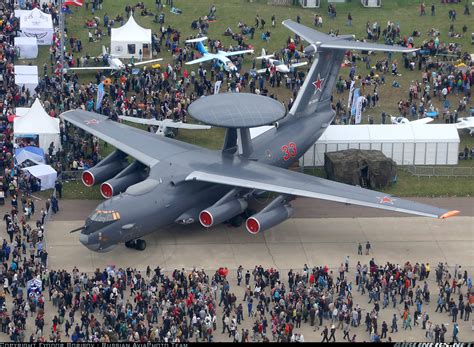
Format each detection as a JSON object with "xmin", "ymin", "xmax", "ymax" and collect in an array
[{"xmin": 59, "ymin": 0, "xmax": 65, "ymax": 86}]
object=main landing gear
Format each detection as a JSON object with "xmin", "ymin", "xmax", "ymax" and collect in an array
[{"xmin": 125, "ymin": 239, "xmax": 147, "ymax": 251}]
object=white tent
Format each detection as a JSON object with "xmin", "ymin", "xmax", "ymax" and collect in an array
[
  {"xmin": 15, "ymin": 107, "xmax": 31, "ymax": 117},
  {"xmin": 15, "ymin": 65, "xmax": 38, "ymax": 76},
  {"xmin": 22, "ymin": 164, "xmax": 57, "ymax": 191},
  {"xmin": 14, "ymin": 65, "xmax": 39, "ymax": 94},
  {"xmin": 19, "ymin": 8, "xmax": 54, "ymax": 45},
  {"xmin": 300, "ymin": 124, "xmax": 459, "ymax": 167},
  {"xmin": 14, "ymin": 37, "xmax": 39, "ymax": 59},
  {"xmin": 15, "ymin": 146, "xmax": 45, "ymax": 165},
  {"xmin": 111, "ymin": 14, "xmax": 152, "ymax": 59},
  {"xmin": 13, "ymin": 99, "xmax": 61, "ymax": 153}
]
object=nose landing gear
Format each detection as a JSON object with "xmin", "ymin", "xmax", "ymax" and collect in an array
[{"xmin": 125, "ymin": 239, "xmax": 147, "ymax": 251}]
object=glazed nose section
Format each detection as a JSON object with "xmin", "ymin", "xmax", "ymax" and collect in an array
[
  {"xmin": 79, "ymin": 233, "xmax": 101, "ymax": 251},
  {"xmin": 280, "ymin": 65, "xmax": 290, "ymax": 73}
]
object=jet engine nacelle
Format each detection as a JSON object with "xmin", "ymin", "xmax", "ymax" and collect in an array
[
  {"xmin": 199, "ymin": 198, "xmax": 248, "ymax": 228},
  {"xmin": 82, "ymin": 150, "xmax": 128, "ymax": 187},
  {"xmin": 246, "ymin": 205, "xmax": 294, "ymax": 234},
  {"xmin": 100, "ymin": 161, "xmax": 147, "ymax": 199}
]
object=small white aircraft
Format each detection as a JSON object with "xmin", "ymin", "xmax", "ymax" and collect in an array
[
  {"xmin": 68, "ymin": 46, "xmax": 163, "ymax": 72},
  {"xmin": 390, "ymin": 116, "xmax": 434, "ymax": 125},
  {"xmin": 119, "ymin": 115, "xmax": 211, "ymax": 137},
  {"xmin": 456, "ymin": 116, "xmax": 474, "ymax": 135},
  {"xmin": 185, "ymin": 37, "xmax": 253, "ymax": 72},
  {"xmin": 255, "ymin": 48, "xmax": 307, "ymax": 74}
]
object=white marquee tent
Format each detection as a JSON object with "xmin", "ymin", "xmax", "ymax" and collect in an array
[
  {"xmin": 111, "ymin": 14, "xmax": 152, "ymax": 59},
  {"xmin": 14, "ymin": 65, "xmax": 39, "ymax": 94},
  {"xmin": 300, "ymin": 124, "xmax": 460, "ymax": 167},
  {"xmin": 22, "ymin": 164, "xmax": 57, "ymax": 191},
  {"xmin": 13, "ymin": 99, "xmax": 61, "ymax": 154},
  {"xmin": 19, "ymin": 8, "xmax": 54, "ymax": 45},
  {"xmin": 14, "ymin": 37, "xmax": 38, "ymax": 59}
]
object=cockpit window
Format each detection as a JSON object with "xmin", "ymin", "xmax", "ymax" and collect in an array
[
  {"xmin": 90, "ymin": 210, "xmax": 121, "ymax": 222},
  {"xmin": 273, "ymin": 60, "xmax": 282, "ymax": 66}
]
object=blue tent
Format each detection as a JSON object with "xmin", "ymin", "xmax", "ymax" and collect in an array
[{"xmin": 15, "ymin": 146, "xmax": 45, "ymax": 165}]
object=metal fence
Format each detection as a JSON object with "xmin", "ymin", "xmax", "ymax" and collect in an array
[
  {"xmin": 404, "ymin": 165, "xmax": 474, "ymax": 177},
  {"xmin": 59, "ymin": 170, "xmax": 83, "ymax": 182}
]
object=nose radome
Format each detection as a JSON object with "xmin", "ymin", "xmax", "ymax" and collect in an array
[
  {"xmin": 79, "ymin": 233, "xmax": 89, "ymax": 245},
  {"xmin": 79, "ymin": 233, "xmax": 101, "ymax": 251}
]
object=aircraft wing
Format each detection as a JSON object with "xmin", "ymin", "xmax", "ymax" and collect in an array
[
  {"xmin": 131, "ymin": 58, "xmax": 164, "ymax": 67},
  {"xmin": 68, "ymin": 66, "xmax": 117, "ymax": 71},
  {"xmin": 410, "ymin": 118, "xmax": 434, "ymax": 125},
  {"xmin": 456, "ymin": 117, "xmax": 474, "ymax": 129},
  {"xmin": 185, "ymin": 159, "xmax": 459, "ymax": 219},
  {"xmin": 119, "ymin": 115, "xmax": 211, "ymax": 130},
  {"xmin": 222, "ymin": 49, "xmax": 254, "ymax": 57},
  {"xmin": 255, "ymin": 68, "xmax": 269, "ymax": 74},
  {"xmin": 290, "ymin": 62, "xmax": 308, "ymax": 69},
  {"xmin": 61, "ymin": 110, "xmax": 197, "ymax": 167},
  {"xmin": 119, "ymin": 115, "xmax": 162, "ymax": 126},
  {"xmin": 168, "ymin": 122, "xmax": 211, "ymax": 130},
  {"xmin": 186, "ymin": 55, "xmax": 215, "ymax": 65}
]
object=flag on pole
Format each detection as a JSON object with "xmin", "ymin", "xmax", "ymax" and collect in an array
[
  {"xmin": 95, "ymin": 82, "xmax": 105, "ymax": 111},
  {"xmin": 347, "ymin": 80, "xmax": 355, "ymax": 110},
  {"xmin": 214, "ymin": 80, "xmax": 222, "ymax": 95},
  {"xmin": 351, "ymin": 88, "xmax": 359, "ymax": 116},
  {"xmin": 355, "ymin": 96, "xmax": 366, "ymax": 124},
  {"xmin": 64, "ymin": 0, "xmax": 84, "ymax": 6}
]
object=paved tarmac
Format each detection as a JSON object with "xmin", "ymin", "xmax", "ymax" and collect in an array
[{"xmin": 47, "ymin": 215, "xmax": 473, "ymax": 271}]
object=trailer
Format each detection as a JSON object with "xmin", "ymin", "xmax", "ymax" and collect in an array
[
  {"xmin": 299, "ymin": 0, "xmax": 320, "ymax": 8},
  {"xmin": 361, "ymin": 0, "xmax": 381, "ymax": 7}
]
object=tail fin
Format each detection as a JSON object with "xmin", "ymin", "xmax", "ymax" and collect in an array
[
  {"xmin": 185, "ymin": 37, "xmax": 209, "ymax": 55},
  {"xmin": 256, "ymin": 48, "xmax": 274, "ymax": 60},
  {"xmin": 282, "ymin": 20, "xmax": 417, "ymax": 117},
  {"xmin": 196, "ymin": 41, "xmax": 208, "ymax": 55}
]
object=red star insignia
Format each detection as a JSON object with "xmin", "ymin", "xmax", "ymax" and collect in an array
[
  {"xmin": 312, "ymin": 74, "xmax": 325, "ymax": 92},
  {"xmin": 85, "ymin": 119, "xmax": 99, "ymax": 125},
  {"xmin": 377, "ymin": 196, "xmax": 396, "ymax": 205}
]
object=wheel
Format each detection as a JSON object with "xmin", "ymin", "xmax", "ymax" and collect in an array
[
  {"xmin": 230, "ymin": 215, "xmax": 244, "ymax": 227},
  {"xmin": 125, "ymin": 240, "xmax": 136, "ymax": 249},
  {"xmin": 135, "ymin": 239, "xmax": 146, "ymax": 251}
]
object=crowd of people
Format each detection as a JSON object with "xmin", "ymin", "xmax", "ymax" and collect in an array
[{"xmin": 0, "ymin": 220, "xmax": 472, "ymax": 344}]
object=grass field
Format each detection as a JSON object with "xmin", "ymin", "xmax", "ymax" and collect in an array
[{"xmin": 19, "ymin": 0, "xmax": 474, "ymax": 198}]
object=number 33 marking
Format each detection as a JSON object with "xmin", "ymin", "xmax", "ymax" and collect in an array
[{"xmin": 281, "ymin": 142, "xmax": 297, "ymax": 161}]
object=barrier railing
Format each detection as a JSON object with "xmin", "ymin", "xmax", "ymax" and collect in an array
[
  {"xmin": 58, "ymin": 170, "xmax": 83, "ymax": 182},
  {"xmin": 404, "ymin": 165, "xmax": 474, "ymax": 177}
]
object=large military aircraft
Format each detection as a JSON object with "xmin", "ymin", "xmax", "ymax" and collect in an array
[
  {"xmin": 62, "ymin": 20, "xmax": 459, "ymax": 252},
  {"xmin": 185, "ymin": 36, "xmax": 253, "ymax": 72}
]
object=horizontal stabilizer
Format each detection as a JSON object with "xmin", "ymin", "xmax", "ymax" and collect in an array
[
  {"xmin": 68, "ymin": 66, "xmax": 116, "ymax": 71},
  {"xmin": 132, "ymin": 58, "xmax": 163, "ymax": 67},
  {"xmin": 282, "ymin": 19, "xmax": 418, "ymax": 53}
]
